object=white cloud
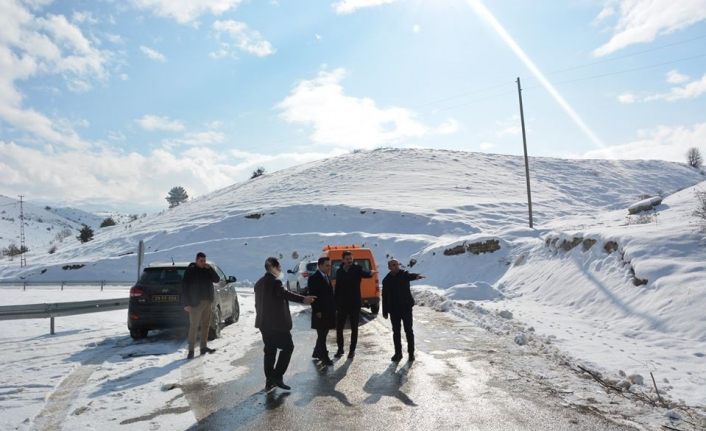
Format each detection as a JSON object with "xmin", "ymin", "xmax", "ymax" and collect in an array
[
  {"xmin": 435, "ymin": 119, "xmax": 459, "ymax": 135},
  {"xmin": 412, "ymin": 24, "xmax": 421, "ymax": 33},
  {"xmin": 332, "ymin": 0, "xmax": 397, "ymax": 14},
  {"xmin": 644, "ymin": 73, "xmax": 706, "ymax": 102},
  {"xmin": 0, "ymin": 1, "xmax": 110, "ymax": 149},
  {"xmin": 139, "ymin": 45, "xmax": 166, "ymax": 62},
  {"xmin": 594, "ymin": 0, "xmax": 706, "ymax": 57},
  {"xmin": 163, "ymin": 131, "xmax": 225, "ymax": 147},
  {"xmin": 277, "ymin": 68, "xmax": 456, "ymax": 148},
  {"xmin": 136, "ymin": 115, "xmax": 185, "ymax": 132},
  {"xmin": 666, "ymin": 69, "xmax": 690, "ymax": 84},
  {"xmin": 617, "ymin": 92, "xmax": 636, "ymax": 104},
  {"xmin": 0, "ymin": 140, "xmax": 345, "ymax": 209},
  {"xmin": 495, "ymin": 115, "xmax": 523, "ymax": 137},
  {"xmin": 72, "ymin": 11, "xmax": 98, "ymax": 25},
  {"xmin": 479, "ymin": 142, "xmax": 495, "ymax": 151},
  {"xmin": 211, "ymin": 20, "xmax": 275, "ymax": 58},
  {"xmin": 131, "ymin": 0, "xmax": 244, "ymax": 24},
  {"xmin": 0, "ymin": 141, "xmax": 239, "ymax": 209},
  {"xmin": 583, "ymin": 122, "xmax": 706, "ymax": 162},
  {"xmin": 593, "ymin": 5, "xmax": 615, "ymax": 24}
]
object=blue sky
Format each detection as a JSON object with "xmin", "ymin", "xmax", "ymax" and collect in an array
[{"xmin": 1, "ymin": 0, "xmax": 705, "ymax": 211}]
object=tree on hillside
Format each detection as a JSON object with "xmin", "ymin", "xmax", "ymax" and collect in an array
[
  {"xmin": 2, "ymin": 243, "xmax": 28, "ymax": 257},
  {"xmin": 687, "ymin": 147, "xmax": 703, "ymax": 169},
  {"xmin": 77, "ymin": 224, "xmax": 94, "ymax": 243},
  {"xmin": 250, "ymin": 167, "xmax": 265, "ymax": 179},
  {"xmin": 166, "ymin": 186, "xmax": 189, "ymax": 208},
  {"xmin": 100, "ymin": 217, "xmax": 116, "ymax": 228}
]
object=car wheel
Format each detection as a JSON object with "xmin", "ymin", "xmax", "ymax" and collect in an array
[
  {"xmin": 208, "ymin": 306, "xmax": 222, "ymax": 340},
  {"xmin": 225, "ymin": 298, "xmax": 240, "ymax": 325},
  {"xmin": 370, "ymin": 304, "xmax": 380, "ymax": 315},
  {"xmin": 286, "ymin": 280, "xmax": 291, "ymax": 290},
  {"xmin": 296, "ymin": 282, "xmax": 301, "ymax": 293},
  {"xmin": 130, "ymin": 328, "xmax": 148, "ymax": 339}
]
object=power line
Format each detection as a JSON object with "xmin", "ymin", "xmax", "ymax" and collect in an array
[
  {"xmin": 544, "ymin": 33, "xmax": 706, "ymax": 76},
  {"xmin": 18, "ymin": 195, "xmax": 26, "ymax": 268},
  {"xmin": 523, "ymin": 52, "xmax": 706, "ymax": 91}
]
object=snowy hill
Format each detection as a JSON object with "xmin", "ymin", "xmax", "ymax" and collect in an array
[
  {"xmin": 1, "ymin": 148, "xmax": 704, "ymax": 405},
  {"xmin": 1, "ymin": 148, "xmax": 701, "ymax": 281},
  {"xmin": 0, "ymin": 196, "xmax": 131, "ymax": 262}
]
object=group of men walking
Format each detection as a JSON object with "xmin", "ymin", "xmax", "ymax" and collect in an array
[{"xmin": 181, "ymin": 250, "xmax": 424, "ymax": 392}]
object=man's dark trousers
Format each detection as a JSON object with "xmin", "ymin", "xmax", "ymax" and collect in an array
[
  {"xmin": 336, "ymin": 307, "xmax": 360, "ymax": 353},
  {"xmin": 390, "ymin": 307, "xmax": 414, "ymax": 355},
  {"xmin": 314, "ymin": 328, "xmax": 329, "ymax": 357},
  {"xmin": 261, "ymin": 330, "xmax": 294, "ymax": 382}
]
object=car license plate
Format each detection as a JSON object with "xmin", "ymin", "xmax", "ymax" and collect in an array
[{"xmin": 152, "ymin": 295, "xmax": 179, "ymax": 303}]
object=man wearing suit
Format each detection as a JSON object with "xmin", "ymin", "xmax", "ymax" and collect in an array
[
  {"xmin": 382, "ymin": 259, "xmax": 425, "ymax": 362},
  {"xmin": 307, "ymin": 257, "xmax": 336, "ymax": 366},
  {"xmin": 255, "ymin": 257, "xmax": 316, "ymax": 391},
  {"xmin": 334, "ymin": 250, "xmax": 374, "ymax": 359}
]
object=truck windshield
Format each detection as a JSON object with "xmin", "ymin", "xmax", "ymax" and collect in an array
[{"xmin": 331, "ymin": 259, "xmax": 371, "ymax": 274}]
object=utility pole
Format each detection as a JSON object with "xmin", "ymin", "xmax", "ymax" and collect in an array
[
  {"xmin": 18, "ymin": 195, "xmax": 27, "ymax": 267},
  {"xmin": 516, "ymin": 77, "xmax": 534, "ymax": 228}
]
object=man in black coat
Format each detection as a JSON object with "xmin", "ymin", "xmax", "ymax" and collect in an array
[
  {"xmin": 334, "ymin": 250, "xmax": 373, "ymax": 359},
  {"xmin": 382, "ymin": 259, "xmax": 424, "ymax": 362},
  {"xmin": 255, "ymin": 257, "xmax": 316, "ymax": 391},
  {"xmin": 182, "ymin": 252, "xmax": 220, "ymax": 359},
  {"xmin": 308, "ymin": 257, "xmax": 335, "ymax": 365}
]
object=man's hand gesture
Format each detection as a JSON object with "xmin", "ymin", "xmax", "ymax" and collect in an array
[{"xmin": 303, "ymin": 296, "xmax": 317, "ymax": 305}]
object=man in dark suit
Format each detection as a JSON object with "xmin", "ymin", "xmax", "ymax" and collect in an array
[
  {"xmin": 382, "ymin": 259, "xmax": 424, "ymax": 362},
  {"xmin": 334, "ymin": 250, "xmax": 374, "ymax": 359},
  {"xmin": 255, "ymin": 257, "xmax": 316, "ymax": 391},
  {"xmin": 307, "ymin": 257, "xmax": 336, "ymax": 366}
]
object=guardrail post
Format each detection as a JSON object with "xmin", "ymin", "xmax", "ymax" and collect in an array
[
  {"xmin": 23, "ymin": 281, "xmax": 26, "ymax": 291},
  {"xmin": 61, "ymin": 281, "xmax": 64, "ymax": 291},
  {"xmin": 50, "ymin": 316, "xmax": 55, "ymax": 335},
  {"xmin": 100, "ymin": 281, "xmax": 104, "ymax": 291}
]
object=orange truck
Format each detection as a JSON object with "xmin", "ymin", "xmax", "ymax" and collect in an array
[{"xmin": 322, "ymin": 245, "xmax": 381, "ymax": 314}]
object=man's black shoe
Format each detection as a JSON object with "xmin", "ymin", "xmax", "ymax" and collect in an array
[
  {"xmin": 391, "ymin": 353, "xmax": 402, "ymax": 362},
  {"xmin": 347, "ymin": 351, "xmax": 355, "ymax": 359},
  {"xmin": 274, "ymin": 380, "xmax": 291, "ymax": 391},
  {"xmin": 320, "ymin": 357, "xmax": 334, "ymax": 366},
  {"xmin": 334, "ymin": 350, "xmax": 344, "ymax": 358},
  {"xmin": 408, "ymin": 353, "xmax": 415, "ymax": 362},
  {"xmin": 265, "ymin": 380, "xmax": 276, "ymax": 392},
  {"xmin": 200, "ymin": 347, "xmax": 216, "ymax": 355},
  {"xmin": 187, "ymin": 350, "xmax": 194, "ymax": 360}
]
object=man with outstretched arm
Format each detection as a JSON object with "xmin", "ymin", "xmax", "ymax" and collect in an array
[
  {"xmin": 382, "ymin": 259, "xmax": 425, "ymax": 362},
  {"xmin": 255, "ymin": 257, "xmax": 316, "ymax": 391},
  {"xmin": 182, "ymin": 252, "xmax": 220, "ymax": 359},
  {"xmin": 334, "ymin": 250, "xmax": 374, "ymax": 359},
  {"xmin": 308, "ymin": 257, "xmax": 336, "ymax": 366}
]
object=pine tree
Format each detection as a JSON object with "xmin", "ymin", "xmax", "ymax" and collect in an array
[
  {"xmin": 250, "ymin": 167, "xmax": 265, "ymax": 179},
  {"xmin": 77, "ymin": 225, "xmax": 94, "ymax": 243},
  {"xmin": 166, "ymin": 186, "xmax": 189, "ymax": 208}
]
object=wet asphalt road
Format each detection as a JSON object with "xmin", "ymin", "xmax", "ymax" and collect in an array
[{"xmin": 179, "ymin": 306, "xmax": 637, "ymax": 431}]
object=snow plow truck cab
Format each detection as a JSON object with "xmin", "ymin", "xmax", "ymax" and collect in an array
[{"xmin": 323, "ymin": 245, "xmax": 381, "ymax": 314}]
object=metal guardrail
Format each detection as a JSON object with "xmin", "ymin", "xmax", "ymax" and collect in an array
[
  {"xmin": 0, "ymin": 280, "xmax": 134, "ymax": 291},
  {"xmin": 0, "ymin": 298, "xmax": 130, "ymax": 335}
]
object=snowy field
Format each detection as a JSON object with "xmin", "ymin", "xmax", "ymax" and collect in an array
[
  {"xmin": 0, "ymin": 287, "xmax": 267, "ymax": 431},
  {"xmin": 1, "ymin": 149, "xmax": 705, "ymax": 427}
]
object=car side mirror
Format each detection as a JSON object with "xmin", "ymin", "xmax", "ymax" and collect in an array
[{"xmin": 227, "ymin": 275, "xmax": 237, "ymax": 283}]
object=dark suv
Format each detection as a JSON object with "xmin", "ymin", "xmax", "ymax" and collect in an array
[{"xmin": 127, "ymin": 262, "xmax": 239, "ymax": 340}]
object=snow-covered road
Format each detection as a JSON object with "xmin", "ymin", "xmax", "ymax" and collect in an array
[{"xmin": 4, "ymin": 287, "xmax": 699, "ymax": 430}]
